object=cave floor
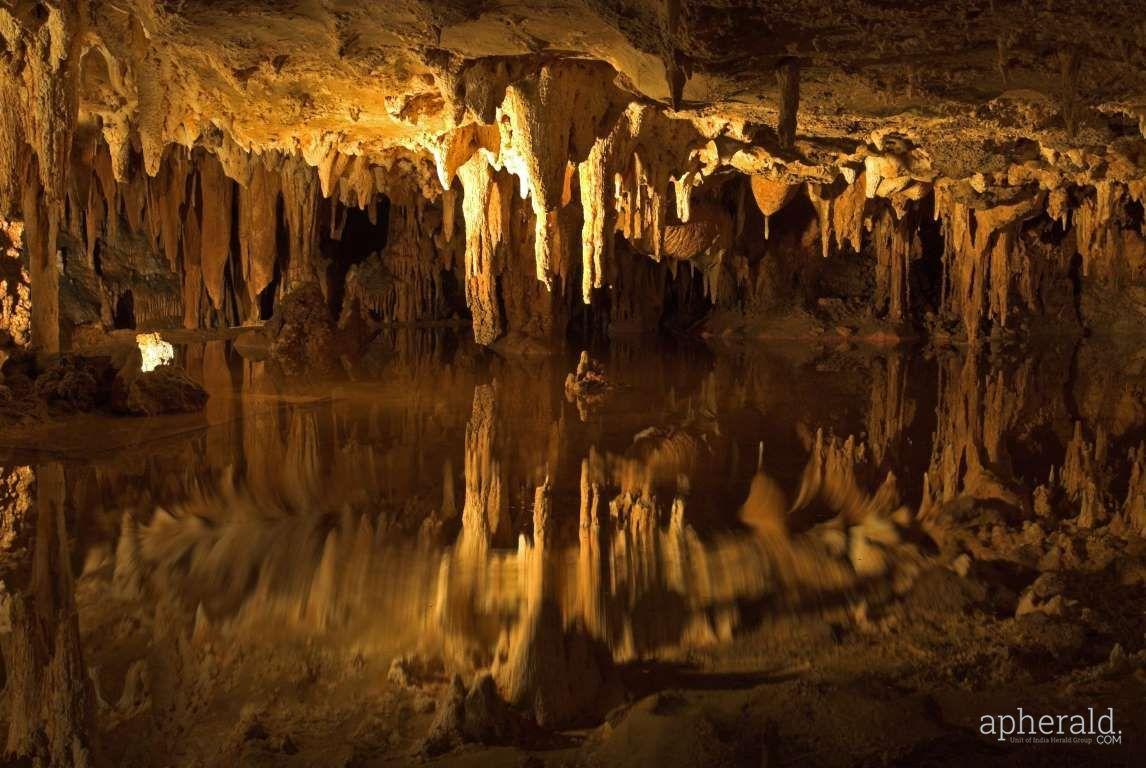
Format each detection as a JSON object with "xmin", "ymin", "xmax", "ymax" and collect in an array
[{"xmin": 2, "ymin": 330, "xmax": 1145, "ymax": 767}]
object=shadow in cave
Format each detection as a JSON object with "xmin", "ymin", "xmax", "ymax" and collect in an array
[
  {"xmin": 909, "ymin": 195, "xmax": 945, "ymax": 319},
  {"xmin": 113, "ymin": 290, "xmax": 134, "ymax": 329},
  {"xmin": 659, "ymin": 265, "xmax": 714, "ymax": 334},
  {"xmin": 322, "ymin": 196, "xmax": 391, "ymax": 318},
  {"xmin": 618, "ymin": 661, "xmax": 802, "ymax": 702}
]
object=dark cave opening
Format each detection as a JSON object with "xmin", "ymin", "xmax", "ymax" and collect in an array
[
  {"xmin": 259, "ymin": 253, "xmax": 283, "ymax": 321},
  {"xmin": 910, "ymin": 197, "xmax": 946, "ymax": 319},
  {"xmin": 113, "ymin": 290, "xmax": 134, "ymax": 329},
  {"xmin": 659, "ymin": 263, "xmax": 714, "ymax": 333},
  {"xmin": 261, "ymin": 193, "xmax": 290, "ymax": 321},
  {"xmin": 322, "ymin": 196, "xmax": 391, "ymax": 319}
]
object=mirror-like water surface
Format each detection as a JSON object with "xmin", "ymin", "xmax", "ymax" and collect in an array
[{"xmin": 1, "ymin": 333, "xmax": 1144, "ymax": 766}]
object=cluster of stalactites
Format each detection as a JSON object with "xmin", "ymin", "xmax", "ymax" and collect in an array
[
  {"xmin": 428, "ymin": 62, "xmax": 712, "ymax": 340},
  {"xmin": 56, "ymin": 117, "xmax": 463, "ymax": 332},
  {"xmin": 343, "ymin": 192, "xmax": 456, "ymax": 325},
  {"xmin": 0, "ymin": 2, "xmax": 84, "ymax": 352},
  {"xmin": 740, "ymin": 136, "xmax": 1146, "ymax": 340},
  {"xmin": 63, "ymin": 140, "xmax": 303, "ymax": 328},
  {"xmin": 933, "ymin": 182, "xmax": 1047, "ymax": 339},
  {"xmin": 745, "ymin": 164, "xmax": 923, "ymax": 321}
]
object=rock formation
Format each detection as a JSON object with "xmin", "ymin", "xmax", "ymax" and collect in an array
[{"xmin": 0, "ymin": 1, "xmax": 1139, "ymax": 357}]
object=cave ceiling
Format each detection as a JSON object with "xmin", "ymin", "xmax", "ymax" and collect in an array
[{"xmin": 56, "ymin": 0, "xmax": 1146, "ymax": 177}]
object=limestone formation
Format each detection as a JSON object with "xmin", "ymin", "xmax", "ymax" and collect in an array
[{"xmin": 0, "ymin": 2, "xmax": 1138, "ymax": 349}]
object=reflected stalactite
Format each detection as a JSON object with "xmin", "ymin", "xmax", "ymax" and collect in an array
[
  {"xmin": 923, "ymin": 350, "xmax": 1031, "ymax": 514},
  {"xmin": 3, "ymin": 464, "xmax": 98, "ymax": 767},
  {"xmin": 3, "ymin": 336, "xmax": 1144, "ymax": 758},
  {"xmin": 866, "ymin": 351, "xmax": 916, "ymax": 468},
  {"xmin": 57, "ymin": 345, "xmax": 952, "ymax": 712},
  {"xmin": 459, "ymin": 383, "xmax": 503, "ymax": 557}
]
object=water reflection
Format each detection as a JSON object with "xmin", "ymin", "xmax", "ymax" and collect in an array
[{"xmin": 1, "ymin": 332, "xmax": 1144, "ymax": 756}]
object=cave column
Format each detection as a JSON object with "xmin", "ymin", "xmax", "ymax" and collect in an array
[{"xmin": 776, "ymin": 57, "xmax": 800, "ymax": 149}]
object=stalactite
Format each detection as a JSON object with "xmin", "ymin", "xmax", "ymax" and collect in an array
[
  {"xmin": 0, "ymin": 64, "xmax": 21, "ymax": 219},
  {"xmin": 280, "ymin": 155, "xmax": 321, "ymax": 289},
  {"xmin": 197, "ymin": 155, "xmax": 233, "ymax": 310},
  {"xmin": 870, "ymin": 206, "xmax": 918, "ymax": 321},
  {"xmin": 441, "ymin": 185, "xmax": 457, "ymax": 244},
  {"xmin": 578, "ymin": 116, "xmax": 629, "ymax": 303},
  {"xmin": 749, "ymin": 176, "xmax": 799, "ymax": 240},
  {"xmin": 337, "ymin": 153, "xmax": 378, "ymax": 210},
  {"xmin": 22, "ymin": 160, "xmax": 60, "ymax": 351},
  {"xmin": 157, "ymin": 147, "xmax": 189, "ymax": 271},
  {"xmin": 239, "ymin": 158, "xmax": 281, "ymax": 313},
  {"xmin": 457, "ymin": 155, "xmax": 507, "ymax": 344},
  {"xmin": 181, "ymin": 196, "xmax": 203, "ymax": 329}
]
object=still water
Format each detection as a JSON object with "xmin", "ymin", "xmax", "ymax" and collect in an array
[{"xmin": 0, "ymin": 331, "xmax": 1143, "ymax": 762}]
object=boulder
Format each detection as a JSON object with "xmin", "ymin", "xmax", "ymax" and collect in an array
[{"xmin": 111, "ymin": 349, "xmax": 208, "ymax": 416}]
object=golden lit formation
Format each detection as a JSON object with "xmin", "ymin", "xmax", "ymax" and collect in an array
[{"xmin": 0, "ymin": 2, "xmax": 1145, "ymax": 766}]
